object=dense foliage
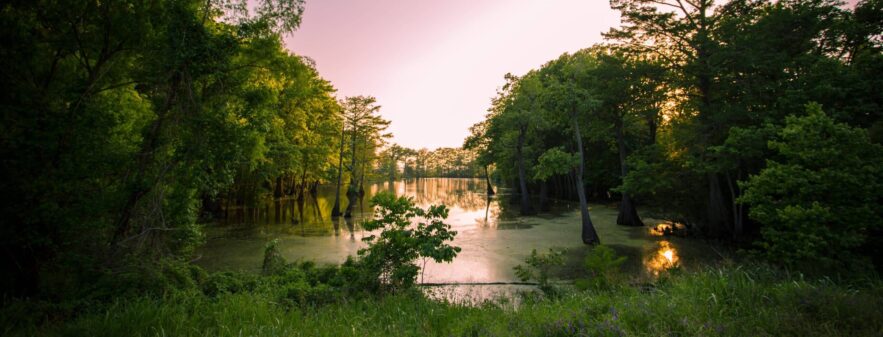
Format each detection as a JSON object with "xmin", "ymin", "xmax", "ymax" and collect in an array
[
  {"xmin": 470, "ymin": 0, "xmax": 883, "ymax": 269},
  {"xmin": 0, "ymin": 0, "xmax": 378, "ymax": 300},
  {"xmin": 739, "ymin": 104, "xmax": 883, "ymax": 268}
]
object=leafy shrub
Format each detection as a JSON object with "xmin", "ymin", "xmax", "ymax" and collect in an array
[
  {"xmin": 202, "ymin": 271, "xmax": 259, "ymax": 297},
  {"xmin": 84, "ymin": 259, "xmax": 203, "ymax": 301},
  {"xmin": 514, "ymin": 248, "xmax": 566, "ymax": 294},
  {"xmin": 358, "ymin": 192, "xmax": 461, "ymax": 292},
  {"xmin": 335, "ymin": 256, "xmax": 380, "ymax": 294},
  {"xmin": 575, "ymin": 245, "xmax": 627, "ymax": 290},
  {"xmin": 739, "ymin": 104, "xmax": 883, "ymax": 269},
  {"xmin": 262, "ymin": 239, "xmax": 287, "ymax": 275}
]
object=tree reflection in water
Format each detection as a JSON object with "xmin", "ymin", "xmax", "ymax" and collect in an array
[
  {"xmin": 221, "ymin": 178, "xmax": 500, "ymax": 236},
  {"xmin": 200, "ymin": 178, "xmax": 714, "ymax": 284}
]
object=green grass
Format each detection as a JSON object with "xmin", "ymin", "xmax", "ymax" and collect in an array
[{"xmin": 4, "ymin": 266, "xmax": 881, "ymax": 337}]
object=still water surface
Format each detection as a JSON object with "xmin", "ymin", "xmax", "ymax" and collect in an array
[{"xmin": 197, "ymin": 178, "xmax": 716, "ymax": 286}]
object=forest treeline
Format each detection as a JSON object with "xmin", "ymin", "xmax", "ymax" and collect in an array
[
  {"xmin": 0, "ymin": 0, "xmax": 366, "ymax": 299},
  {"xmin": 378, "ymin": 145, "xmax": 483, "ymax": 180},
  {"xmin": 467, "ymin": 0, "xmax": 882, "ymax": 269}
]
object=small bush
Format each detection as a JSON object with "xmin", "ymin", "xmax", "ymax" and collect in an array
[
  {"xmin": 514, "ymin": 248, "xmax": 566, "ymax": 295},
  {"xmin": 358, "ymin": 192, "xmax": 461, "ymax": 292},
  {"xmin": 575, "ymin": 245, "xmax": 627, "ymax": 290},
  {"xmin": 262, "ymin": 239, "xmax": 286, "ymax": 275},
  {"xmin": 281, "ymin": 281, "xmax": 339, "ymax": 308},
  {"xmin": 201, "ymin": 271, "xmax": 258, "ymax": 297}
]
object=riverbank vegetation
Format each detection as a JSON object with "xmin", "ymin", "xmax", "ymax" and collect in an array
[
  {"xmin": 4, "ymin": 195, "xmax": 881, "ymax": 336},
  {"xmin": 4, "ymin": 263, "xmax": 881, "ymax": 336},
  {"xmin": 1, "ymin": 0, "xmax": 882, "ymax": 335}
]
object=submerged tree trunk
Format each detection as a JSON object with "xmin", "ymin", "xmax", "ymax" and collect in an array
[
  {"xmin": 331, "ymin": 122, "xmax": 346, "ymax": 217},
  {"xmin": 484, "ymin": 165, "xmax": 495, "ymax": 195},
  {"xmin": 344, "ymin": 188, "xmax": 357, "ymax": 218},
  {"xmin": 344, "ymin": 125, "xmax": 359, "ymax": 218},
  {"xmin": 274, "ymin": 176, "xmax": 283, "ymax": 224},
  {"xmin": 357, "ymin": 163, "xmax": 366, "ymax": 197},
  {"xmin": 614, "ymin": 120, "xmax": 644, "ymax": 227},
  {"xmin": 572, "ymin": 113, "xmax": 600, "ymax": 245},
  {"xmin": 484, "ymin": 197, "xmax": 491, "ymax": 225},
  {"xmin": 388, "ymin": 154, "xmax": 398, "ymax": 181},
  {"xmin": 297, "ymin": 171, "xmax": 307, "ymax": 202},
  {"xmin": 516, "ymin": 126, "xmax": 534, "ymax": 215}
]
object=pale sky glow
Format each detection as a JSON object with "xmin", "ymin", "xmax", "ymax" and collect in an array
[{"xmin": 284, "ymin": 0, "xmax": 620, "ymax": 149}]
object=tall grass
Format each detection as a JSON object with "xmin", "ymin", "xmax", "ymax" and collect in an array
[{"xmin": 5, "ymin": 265, "xmax": 881, "ymax": 337}]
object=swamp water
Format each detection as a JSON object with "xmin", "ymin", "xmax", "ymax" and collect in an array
[{"xmin": 197, "ymin": 178, "xmax": 721, "ymax": 303}]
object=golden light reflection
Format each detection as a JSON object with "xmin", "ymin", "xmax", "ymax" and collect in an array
[
  {"xmin": 644, "ymin": 240, "xmax": 679, "ymax": 276},
  {"xmin": 649, "ymin": 222, "xmax": 686, "ymax": 237},
  {"xmin": 649, "ymin": 223, "xmax": 672, "ymax": 236},
  {"xmin": 662, "ymin": 249, "xmax": 674, "ymax": 263}
]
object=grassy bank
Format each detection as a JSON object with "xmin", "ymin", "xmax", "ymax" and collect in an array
[{"xmin": 5, "ymin": 266, "xmax": 881, "ymax": 337}]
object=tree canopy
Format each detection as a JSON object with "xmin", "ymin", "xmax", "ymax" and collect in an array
[{"xmin": 470, "ymin": 0, "xmax": 882, "ymax": 268}]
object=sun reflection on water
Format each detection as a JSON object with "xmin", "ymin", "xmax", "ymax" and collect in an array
[
  {"xmin": 649, "ymin": 222, "xmax": 687, "ymax": 237},
  {"xmin": 644, "ymin": 240, "xmax": 679, "ymax": 276}
]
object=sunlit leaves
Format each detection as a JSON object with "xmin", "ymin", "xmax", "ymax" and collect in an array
[{"xmin": 534, "ymin": 147, "xmax": 579, "ymax": 181}]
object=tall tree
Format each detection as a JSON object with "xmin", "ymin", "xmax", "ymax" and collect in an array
[
  {"xmin": 608, "ymin": 0, "xmax": 733, "ymax": 234},
  {"xmin": 338, "ymin": 96, "xmax": 389, "ymax": 217},
  {"xmin": 537, "ymin": 51, "xmax": 605, "ymax": 243},
  {"xmin": 464, "ymin": 120, "xmax": 497, "ymax": 195},
  {"xmin": 489, "ymin": 73, "xmax": 546, "ymax": 215}
]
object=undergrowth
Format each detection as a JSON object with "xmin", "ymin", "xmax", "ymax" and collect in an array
[{"xmin": 2, "ymin": 265, "xmax": 881, "ymax": 337}]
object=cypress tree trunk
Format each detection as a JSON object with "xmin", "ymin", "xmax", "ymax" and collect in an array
[
  {"xmin": 274, "ymin": 176, "xmax": 283, "ymax": 224},
  {"xmin": 344, "ymin": 188, "xmax": 357, "ymax": 218},
  {"xmin": 615, "ymin": 119, "xmax": 644, "ymax": 227},
  {"xmin": 297, "ymin": 171, "xmax": 307, "ymax": 202},
  {"xmin": 572, "ymin": 113, "xmax": 599, "ymax": 244},
  {"xmin": 484, "ymin": 197, "xmax": 491, "ymax": 225},
  {"xmin": 485, "ymin": 165, "xmax": 495, "ymax": 195},
  {"xmin": 358, "ymin": 172, "xmax": 365, "ymax": 197},
  {"xmin": 331, "ymin": 122, "xmax": 346, "ymax": 217},
  {"xmin": 516, "ymin": 126, "xmax": 534, "ymax": 215},
  {"xmin": 344, "ymin": 125, "xmax": 359, "ymax": 218}
]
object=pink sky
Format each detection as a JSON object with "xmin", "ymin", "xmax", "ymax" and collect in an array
[
  {"xmin": 284, "ymin": 0, "xmax": 860, "ymax": 149},
  {"xmin": 284, "ymin": 0, "xmax": 619, "ymax": 149}
]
